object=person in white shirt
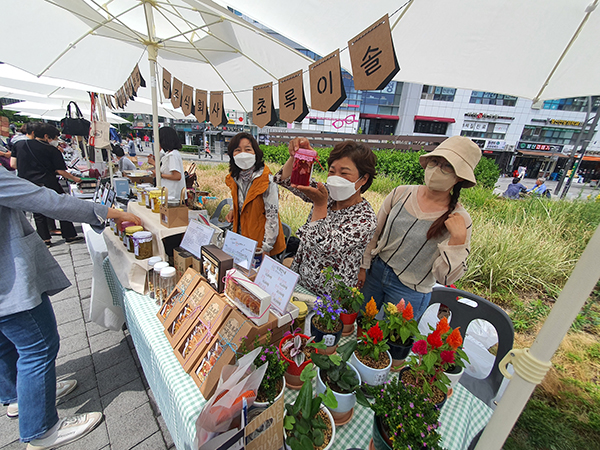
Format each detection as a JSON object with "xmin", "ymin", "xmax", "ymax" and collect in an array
[{"xmin": 148, "ymin": 127, "xmax": 186, "ymax": 199}]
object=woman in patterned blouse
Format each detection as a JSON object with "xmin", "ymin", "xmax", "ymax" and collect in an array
[{"xmin": 274, "ymin": 138, "xmax": 377, "ymax": 297}]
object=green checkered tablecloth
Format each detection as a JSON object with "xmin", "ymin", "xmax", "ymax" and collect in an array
[{"xmin": 102, "ymin": 258, "xmax": 493, "ymax": 450}]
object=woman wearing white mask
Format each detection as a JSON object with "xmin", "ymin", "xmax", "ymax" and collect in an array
[
  {"xmin": 225, "ymin": 133, "xmax": 286, "ymax": 257},
  {"xmin": 359, "ymin": 136, "xmax": 481, "ymax": 320},
  {"xmin": 274, "ymin": 138, "xmax": 377, "ymax": 298}
]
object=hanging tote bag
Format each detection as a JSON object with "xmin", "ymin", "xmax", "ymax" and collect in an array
[
  {"xmin": 60, "ymin": 101, "xmax": 91, "ymax": 136},
  {"xmin": 90, "ymin": 95, "xmax": 111, "ymax": 149}
]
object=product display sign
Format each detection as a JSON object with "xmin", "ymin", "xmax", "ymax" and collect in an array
[
  {"xmin": 349, "ymin": 14, "xmax": 400, "ymax": 91},
  {"xmin": 195, "ymin": 89, "xmax": 209, "ymax": 123},
  {"xmin": 209, "ymin": 91, "xmax": 227, "ymax": 126},
  {"xmin": 252, "ymin": 82, "xmax": 277, "ymax": 128},
  {"xmin": 278, "ymin": 70, "xmax": 309, "ymax": 123},
  {"xmin": 181, "ymin": 84, "xmax": 194, "ymax": 116},
  {"xmin": 171, "ymin": 77, "xmax": 182, "ymax": 109},
  {"xmin": 162, "ymin": 68, "xmax": 172, "ymax": 99},
  {"xmin": 181, "ymin": 220, "xmax": 215, "ymax": 259},
  {"xmin": 222, "ymin": 231, "xmax": 257, "ymax": 270},
  {"xmin": 254, "ymin": 256, "xmax": 298, "ymax": 315},
  {"xmin": 309, "ymin": 49, "xmax": 346, "ymax": 112}
]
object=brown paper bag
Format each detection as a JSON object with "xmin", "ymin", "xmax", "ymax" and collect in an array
[
  {"xmin": 182, "ymin": 84, "xmax": 194, "ymax": 117},
  {"xmin": 162, "ymin": 68, "xmax": 172, "ymax": 99},
  {"xmin": 279, "ymin": 70, "xmax": 309, "ymax": 123},
  {"xmin": 195, "ymin": 89, "xmax": 209, "ymax": 123},
  {"xmin": 171, "ymin": 78, "xmax": 182, "ymax": 109},
  {"xmin": 309, "ymin": 49, "xmax": 347, "ymax": 112},
  {"xmin": 209, "ymin": 91, "xmax": 227, "ymax": 126},
  {"xmin": 252, "ymin": 82, "xmax": 278, "ymax": 128},
  {"xmin": 348, "ymin": 14, "xmax": 400, "ymax": 91}
]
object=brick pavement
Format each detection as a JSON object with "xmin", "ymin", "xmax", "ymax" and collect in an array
[{"xmin": 0, "ymin": 235, "xmax": 175, "ymax": 450}]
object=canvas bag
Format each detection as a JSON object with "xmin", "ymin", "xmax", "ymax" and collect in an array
[
  {"xmin": 89, "ymin": 94, "xmax": 111, "ymax": 150},
  {"xmin": 60, "ymin": 101, "xmax": 91, "ymax": 136}
]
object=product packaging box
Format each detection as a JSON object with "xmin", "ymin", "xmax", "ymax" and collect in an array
[
  {"xmin": 156, "ymin": 268, "xmax": 202, "ymax": 324},
  {"xmin": 159, "ymin": 187, "xmax": 189, "ymax": 228},
  {"xmin": 224, "ymin": 269, "xmax": 271, "ymax": 327},
  {"xmin": 200, "ymin": 245, "xmax": 234, "ymax": 293},
  {"xmin": 174, "ymin": 247, "xmax": 194, "ymax": 281}
]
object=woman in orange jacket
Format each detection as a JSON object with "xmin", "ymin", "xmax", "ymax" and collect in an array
[{"xmin": 225, "ymin": 133, "xmax": 286, "ymax": 257}]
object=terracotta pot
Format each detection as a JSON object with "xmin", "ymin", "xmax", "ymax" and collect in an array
[
  {"xmin": 279, "ymin": 334, "xmax": 312, "ymax": 390},
  {"xmin": 340, "ymin": 311, "xmax": 358, "ymax": 336},
  {"xmin": 310, "ymin": 317, "xmax": 343, "ymax": 351}
]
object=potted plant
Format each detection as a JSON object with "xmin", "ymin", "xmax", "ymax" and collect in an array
[
  {"xmin": 351, "ymin": 322, "xmax": 392, "ymax": 387},
  {"xmin": 284, "ymin": 363, "xmax": 338, "ymax": 450},
  {"xmin": 310, "ymin": 295, "xmax": 344, "ymax": 355},
  {"xmin": 239, "ymin": 329, "xmax": 288, "ymax": 407},
  {"xmin": 311, "ymin": 340, "xmax": 361, "ymax": 426},
  {"xmin": 356, "ymin": 376, "xmax": 443, "ymax": 450},
  {"xmin": 380, "ymin": 299, "xmax": 419, "ymax": 370},
  {"xmin": 358, "ymin": 297, "xmax": 379, "ymax": 337},
  {"xmin": 323, "ymin": 267, "xmax": 364, "ymax": 336},
  {"xmin": 403, "ymin": 317, "xmax": 469, "ymax": 406},
  {"xmin": 280, "ymin": 333, "xmax": 314, "ymax": 390}
]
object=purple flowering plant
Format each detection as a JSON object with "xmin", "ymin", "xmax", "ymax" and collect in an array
[
  {"xmin": 238, "ymin": 329, "xmax": 288, "ymax": 404},
  {"xmin": 356, "ymin": 376, "xmax": 443, "ymax": 450},
  {"xmin": 312, "ymin": 295, "xmax": 345, "ymax": 333}
]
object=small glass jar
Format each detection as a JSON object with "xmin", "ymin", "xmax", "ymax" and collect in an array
[
  {"xmin": 119, "ymin": 221, "xmax": 136, "ymax": 242},
  {"xmin": 159, "ymin": 266, "xmax": 177, "ymax": 307},
  {"xmin": 147, "ymin": 256, "xmax": 162, "ymax": 298},
  {"xmin": 153, "ymin": 262, "xmax": 169, "ymax": 306},
  {"xmin": 290, "ymin": 148, "xmax": 318, "ymax": 186},
  {"xmin": 133, "ymin": 231, "xmax": 153, "ymax": 260},
  {"xmin": 125, "ymin": 226, "xmax": 144, "ymax": 251},
  {"xmin": 292, "ymin": 300, "xmax": 308, "ymax": 333},
  {"xmin": 109, "ymin": 208, "xmax": 123, "ymax": 235},
  {"xmin": 149, "ymin": 189, "xmax": 163, "ymax": 213}
]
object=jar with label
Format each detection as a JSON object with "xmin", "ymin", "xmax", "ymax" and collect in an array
[
  {"xmin": 153, "ymin": 262, "xmax": 169, "ymax": 306},
  {"xmin": 159, "ymin": 266, "xmax": 177, "ymax": 306},
  {"xmin": 291, "ymin": 300, "xmax": 308, "ymax": 332},
  {"xmin": 119, "ymin": 221, "xmax": 136, "ymax": 242},
  {"xmin": 290, "ymin": 148, "xmax": 318, "ymax": 186},
  {"xmin": 148, "ymin": 189, "xmax": 163, "ymax": 213},
  {"xmin": 109, "ymin": 208, "xmax": 123, "ymax": 235},
  {"xmin": 147, "ymin": 256, "xmax": 162, "ymax": 298},
  {"xmin": 125, "ymin": 226, "xmax": 144, "ymax": 252},
  {"xmin": 133, "ymin": 231, "xmax": 153, "ymax": 260}
]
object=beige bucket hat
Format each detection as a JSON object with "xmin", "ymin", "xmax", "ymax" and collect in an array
[{"xmin": 419, "ymin": 136, "xmax": 482, "ymax": 188}]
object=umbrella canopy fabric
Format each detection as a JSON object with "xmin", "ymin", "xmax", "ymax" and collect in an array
[
  {"xmin": 3, "ymin": 101, "xmax": 131, "ymax": 124},
  {"xmin": 216, "ymin": 0, "xmax": 600, "ymax": 101},
  {"xmin": 0, "ymin": 0, "xmax": 314, "ymax": 111}
]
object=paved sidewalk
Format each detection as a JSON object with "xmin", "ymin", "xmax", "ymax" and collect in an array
[{"xmin": 0, "ymin": 233, "xmax": 175, "ymax": 450}]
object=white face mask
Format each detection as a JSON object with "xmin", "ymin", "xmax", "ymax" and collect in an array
[
  {"xmin": 49, "ymin": 140, "xmax": 59, "ymax": 147},
  {"xmin": 425, "ymin": 166, "xmax": 458, "ymax": 192},
  {"xmin": 326, "ymin": 175, "xmax": 361, "ymax": 201},
  {"xmin": 234, "ymin": 152, "xmax": 256, "ymax": 170}
]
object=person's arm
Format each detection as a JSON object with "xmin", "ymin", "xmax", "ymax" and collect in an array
[
  {"xmin": 432, "ymin": 210, "xmax": 472, "ymax": 286},
  {"xmin": 56, "ymin": 169, "xmax": 81, "ymax": 183},
  {"xmin": 260, "ymin": 178, "xmax": 281, "ymax": 253}
]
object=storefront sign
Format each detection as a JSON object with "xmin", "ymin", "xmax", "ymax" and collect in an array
[
  {"xmin": 485, "ymin": 140, "xmax": 506, "ymax": 150},
  {"xmin": 518, "ymin": 141, "xmax": 563, "ymax": 152},
  {"xmin": 464, "ymin": 112, "xmax": 515, "ymax": 121},
  {"xmin": 550, "ymin": 119, "xmax": 582, "ymax": 127}
]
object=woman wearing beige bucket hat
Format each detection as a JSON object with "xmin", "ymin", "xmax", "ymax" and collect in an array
[{"xmin": 358, "ymin": 136, "xmax": 481, "ymax": 320}]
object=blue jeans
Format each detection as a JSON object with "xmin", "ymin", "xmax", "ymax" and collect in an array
[
  {"xmin": 362, "ymin": 257, "xmax": 432, "ymax": 321},
  {"xmin": 0, "ymin": 294, "xmax": 60, "ymax": 442}
]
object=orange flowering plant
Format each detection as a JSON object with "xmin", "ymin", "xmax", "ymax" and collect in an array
[
  {"xmin": 361, "ymin": 297, "xmax": 379, "ymax": 331},
  {"xmin": 381, "ymin": 299, "xmax": 420, "ymax": 345},
  {"xmin": 406, "ymin": 318, "xmax": 470, "ymax": 394}
]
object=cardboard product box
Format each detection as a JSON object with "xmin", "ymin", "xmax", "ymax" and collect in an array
[
  {"xmin": 224, "ymin": 269, "xmax": 271, "ymax": 327},
  {"xmin": 173, "ymin": 294, "xmax": 231, "ymax": 371},
  {"xmin": 270, "ymin": 301, "xmax": 300, "ymax": 328},
  {"xmin": 174, "ymin": 247, "xmax": 194, "ymax": 281},
  {"xmin": 189, "ymin": 309, "xmax": 255, "ymax": 400},
  {"xmin": 159, "ymin": 186, "xmax": 189, "ymax": 228},
  {"xmin": 163, "ymin": 280, "xmax": 216, "ymax": 346},
  {"xmin": 156, "ymin": 268, "xmax": 203, "ymax": 324},
  {"xmin": 192, "ymin": 255, "xmax": 202, "ymax": 274},
  {"xmin": 200, "ymin": 245, "xmax": 234, "ymax": 293}
]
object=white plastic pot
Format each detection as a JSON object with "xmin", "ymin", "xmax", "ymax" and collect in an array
[
  {"xmin": 350, "ymin": 351, "xmax": 392, "ymax": 386},
  {"xmin": 444, "ymin": 365, "xmax": 465, "ymax": 390},
  {"xmin": 315, "ymin": 364, "xmax": 361, "ymax": 414},
  {"xmin": 284, "ymin": 405, "xmax": 336, "ymax": 450}
]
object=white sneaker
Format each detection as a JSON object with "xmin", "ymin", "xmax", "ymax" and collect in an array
[
  {"xmin": 26, "ymin": 412, "xmax": 103, "ymax": 450},
  {"xmin": 5, "ymin": 380, "xmax": 78, "ymax": 419}
]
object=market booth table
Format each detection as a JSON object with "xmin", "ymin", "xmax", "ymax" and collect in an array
[{"xmin": 100, "ymin": 258, "xmax": 493, "ymax": 450}]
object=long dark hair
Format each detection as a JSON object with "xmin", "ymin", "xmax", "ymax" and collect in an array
[
  {"xmin": 426, "ymin": 181, "xmax": 465, "ymax": 240},
  {"xmin": 227, "ymin": 132, "xmax": 264, "ymax": 178}
]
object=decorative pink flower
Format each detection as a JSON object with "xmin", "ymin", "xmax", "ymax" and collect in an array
[
  {"xmin": 441, "ymin": 350, "xmax": 455, "ymax": 364},
  {"xmin": 412, "ymin": 339, "xmax": 428, "ymax": 355},
  {"xmin": 396, "ymin": 299, "xmax": 406, "ymax": 314}
]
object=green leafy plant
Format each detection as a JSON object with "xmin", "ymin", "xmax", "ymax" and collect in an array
[
  {"xmin": 310, "ymin": 340, "xmax": 360, "ymax": 394},
  {"xmin": 380, "ymin": 299, "xmax": 420, "ymax": 345},
  {"xmin": 281, "ymin": 334, "xmax": 314, "ymax": 367},
  {"xmin": 283, "ymin": 364, "xmax": 338, "ymax": 450},
  {"xmin": 356, "ymin": 376, "xmax": 443, "ymax": 450},
  {"xmin": 473, "ymin": 156, "xmax": 501, "ymax": 189},
  {"xmin": 322, "ymin": 266, "xmax": 364, "ymax": 314},
  {"xmin": 357, "ymin": 322, "xmax": 390, "ymax": 362}
]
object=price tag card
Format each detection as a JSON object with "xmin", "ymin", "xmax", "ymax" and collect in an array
[
  {"xmin": 180, "ymin": 220, "xmax": 215, "ymax": 259},
  {"xmin": 255, "ymin": 256, "xmax": 299, "ymax": 315},
  {"xmin": 222, "ymin": 231, "xmax": 257, "ymax": 270}
]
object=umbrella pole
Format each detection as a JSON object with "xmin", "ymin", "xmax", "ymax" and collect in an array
[
  {"xmin": 144, "ymin": 2, "xmax": 161, "ymax": 188},
  {"xmin": 475, "ymin": 223, "xmax": 600, "ymax": 450}
]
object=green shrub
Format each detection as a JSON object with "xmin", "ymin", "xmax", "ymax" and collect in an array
[
  {"xmin": 474, "ymin": 156, "xmax": 501, "ymax": 189},
  {"xmin": 181, "ymin": 145, "xmax": 198, "ymax": 153}
]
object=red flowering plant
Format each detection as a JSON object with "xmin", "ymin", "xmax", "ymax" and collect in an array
[
  {"xmin": 356, "ymin": 322, "xmax": 390, "ymax": 363},
  {"xmin": 405, "ymin": 317, "xmax": 470, "ymax": 394},
  {"xmin": 380, "ymin": 299, "xmax": 420, "ymax": 345}
]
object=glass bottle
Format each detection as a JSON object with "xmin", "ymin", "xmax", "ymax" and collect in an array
[
  {"xmin": 290, "ymin": 148, "xmax": 318, "ymax": 186},
  {"xmin": 159, "ymin": 267, "xmax": 177, "ymax": 307},
  {"xmin": 146, "ymin": 256, "xmax": 162, "ymax": 298},
  {"xmin": 153, "ymin": 262, "xmax": 169, "ymax": 306}
]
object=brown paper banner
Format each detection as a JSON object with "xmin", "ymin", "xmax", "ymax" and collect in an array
[
  {"xmin": 278, "ymin": 70, "xmax": 309, "ymax": 123},
  {"xmin": 162, "ymin": 68, "xmax": 171, "ymax": 99},
  {"xmin": 131, "ymin": 65, "xmax": 142, "ymax": 91},
  {"xmin": 252, "ymin": 82, "xmax": 277, "ymax": 128},
  {"xmin": 125, "ymin": 76, "xmax": 134, "ymax": 99},
  {"xmin": 348, "ymin": 14, "xmax": 400, "ymax": 91},
  {"xmin": 209, "ymin": 91, "xmax": 227, "ymax": 126},
  {"xmin": 309, "ymin": 49, "xmax": 347, "ymax": 112},
  {"xmin": 195, "ymin": 89, "xmax": 208, "ymax": 123},
  {"xmin": 116, "ymin": 88, "xmax": 124, "ymax": 108},
  {"xmin": 181, "ymin": 84, "xmax": 193, "ymax": 117},
  {"xmin": 171, "ymin": 78, "xmax": 182, "ymax": 109}
]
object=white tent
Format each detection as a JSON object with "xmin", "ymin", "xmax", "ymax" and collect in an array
[{"xmin": 3, "ymin": 101, "xmax": 131, "ymax": 124}]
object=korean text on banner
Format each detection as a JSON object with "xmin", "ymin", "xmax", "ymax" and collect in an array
[
  {"xmin": 309, "ymin": 49, "xmax": 346, "ymax": 112},
  {"xmin": 278, "ymin": 70, "xmax": 309, "ymax": 123},
  {"xmin": 252, "ymin": 82, "xmax": 277, "ymax": 128}
]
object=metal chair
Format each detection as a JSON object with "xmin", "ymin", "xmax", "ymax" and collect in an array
[
  {"xmin": 209, "ymin": 198, "xmax": 233, "ymax": 231},
  {"xmin": 429, "ymin": 286, "xmax": 514, "ymax": 408}
]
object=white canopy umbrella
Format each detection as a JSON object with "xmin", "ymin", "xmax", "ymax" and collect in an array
[{"xmin": 0, "ymin": 0, "xmax": 313, "ymax": 185}]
